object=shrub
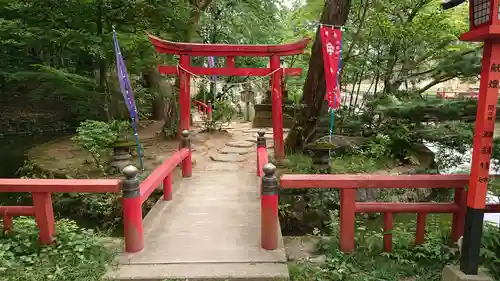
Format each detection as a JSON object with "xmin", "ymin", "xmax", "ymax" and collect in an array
[{"xmin": 0, "ymin": 218, "xmax": 115, "ymax": 281}]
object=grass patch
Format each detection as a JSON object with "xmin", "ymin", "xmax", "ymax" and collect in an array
[{"xmin": 0, "ymin": 218, "xmax": 116, "ymax": 281}]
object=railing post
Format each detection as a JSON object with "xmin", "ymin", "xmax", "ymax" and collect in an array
[
  {"xmin": 207, "ymin": 100, "xmax": 213, "ymax": 121},
  {"xmin": 122, "ymin": 165, "xmax": 144, "ymax": 253},
  {"xmin": 257, "ymin": 130, "xmax": 266, "ymax": 177},
  {"xmin": 383, "ymin": 212, "xmax": 393, "ymax": 252},
  {"xmin": 32, "ymin": 192, "xmax": 55, "ymax": 244},
  {"xmin": 451, "ymin": 187, "xmax": 467, "ymax": 242},
  {"xmin": 163, "ymin": 174, "xmax": 173, "ymax": 201},
  {"xmin": 2, "ymin": 216, "xmax": 13, "ymax": 233},
  {"xmin": 340, "ymin": 188, "xmax": 356, "ymax": 253},
  {"xmin": 261, "ymin": 163, "xmax": 279, "ymax": 250},
  {"xmin": 180, "ymin": 130, "xmax": 192, "ymax": 178},
  {"xmin": 415, "ymin": 213, "xmax": 426, "ymax": 245}
]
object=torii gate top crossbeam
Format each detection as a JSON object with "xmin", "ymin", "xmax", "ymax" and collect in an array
[{"xmin": 148, "ymin": 34, "xmax": 311, "ymax": 57}]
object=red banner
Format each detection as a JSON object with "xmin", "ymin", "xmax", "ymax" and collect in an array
[{"xmin": 320, "ymin": 26, "xmax": 342, "ymax": 109}]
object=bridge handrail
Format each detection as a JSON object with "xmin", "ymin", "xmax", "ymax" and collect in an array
[
  {"xmin": 0, "ymin": 178, "xmax": 121, "ymax": 245},
  {"xmin": 280, "ymin": 173, "xmax": 500, "ymax": 253},
  {"xmin": 139, "ymin": 148, "xmax": 189, "ymax": 204},
  {"xmin": 193, "ymin": 99, "xmax": 212, "ymax": 114}
]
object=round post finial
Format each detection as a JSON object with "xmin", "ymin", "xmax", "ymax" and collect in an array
[
  {"xmin": 122, "ymin": 165, "xmax": 139, "ymax": 179},
  {"xmin": 182, "ymin": 130, "xmax": 190, "ymax": 138},
  {"xmin": 257, "ymin": 130, "xmax": 267, "ymax": 148},
  {"xmin": 263, "ymin": 163, "xmax": 276, "ymax": 176}
]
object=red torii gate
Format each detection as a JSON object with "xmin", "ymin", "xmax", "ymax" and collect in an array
[{"xmin": 148, "ymin": 35, "xmax": 311, "ymax": 159}]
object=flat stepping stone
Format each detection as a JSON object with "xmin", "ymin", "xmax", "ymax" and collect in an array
[
  {"xmin": 219, "ymin": 147, "xmax": 250, "ymax": 155},
  {"xmin": 205, "ymin": 162, "xmax": 241, "ymax": 171},
  {"xmin": 210, "ymin": 153, "xmax": 246, "ymax": 162},
  {"xmin": 226, "ymin": 141, "xmax": 255, "ymax": 148}
]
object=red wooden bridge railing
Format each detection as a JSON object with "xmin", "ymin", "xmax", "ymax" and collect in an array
[
  {"xmin": 256, "ymin": 130, "xmax": 279, "ymax": 250},
  {"xmin": 0, "ymin": 179, "xmax": 121, "ymax": 245},
  {"xmin": 192, "ymin": 99, "xmax": 212, "ymax": 121},
  {"xmin": 0, "ymin": 130, "xmax": 193, "ymax": 254},
  {"xmin": 280, "ymin": 174, "xmax": 500, "ymax": 253}
]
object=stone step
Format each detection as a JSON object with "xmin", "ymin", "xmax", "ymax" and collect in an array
[
  {"xmin": 219, "ymin": 147, "xmax": 250, "ymax": 155},
  {"xmin": 210, "ymin": 154, "xmax": 246, "ymax": 162},
  {"xmin": 226, "ymin": 141, "xmax": 255, "ymax": 148},
  {"xmin": 109, "ymin": 262, "xmax": 289, "ymax": 281}
]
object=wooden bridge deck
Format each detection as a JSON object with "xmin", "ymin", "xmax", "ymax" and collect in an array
[{"xmin": 108, "ymin": 136, "xmax": 288, "ymax": 280}]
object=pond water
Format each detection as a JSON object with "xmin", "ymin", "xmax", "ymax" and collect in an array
[{"xmin": 425, "ymin": 141, "xmax": 500, "ymax": 226}]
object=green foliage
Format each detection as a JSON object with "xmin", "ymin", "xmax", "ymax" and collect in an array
[
  {"xmin": 481, "ymin": 223, "xmax": 500, "ymax": 280},
  {"xmin": 0, "ymin": 218, "xmax": 114, "ymax": 281},
  {"xmin": 71, "ymin": 119, "xmax": 130, "ymax": 168}
]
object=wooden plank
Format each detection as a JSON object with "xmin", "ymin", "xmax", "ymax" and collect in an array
[
  {"xmin": 0, "ymin": 179, "xmax": 121, "ymax": 193},
  {"xmin": 355, "ymin": 202, "xmax": 460, "ymax": 213},
  {"xmin": 148, "ymin": 35, "xmax": 311, "ymax": 56},
  {"xmin": 158, "ymin": 65, "xmax": 302, "ymax": 77},
  {"xmin": 280, "ymin": 174, "xmax": 470, "ymax": 189},
  {"xmin": 0, "ymin": 206, "xmax": 36, "ymax": 216}
]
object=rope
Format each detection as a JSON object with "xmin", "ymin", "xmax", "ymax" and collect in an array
[{"xmin": 176, "ymin": 65, "xmax": 283, "ymax": 87}]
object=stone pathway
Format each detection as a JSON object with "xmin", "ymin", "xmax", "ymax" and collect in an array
[{"xmin": 109, "ymin": 122, "xmax": 289, "ymax": 281}]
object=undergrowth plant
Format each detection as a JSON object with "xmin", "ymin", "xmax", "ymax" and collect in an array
[
  {"xmin": 0, "ymin": 218, "xmax": 115, "ymax": 281},
  {"xmin": 291, "ymin": 211, "xmax": 500, "ymax": 281}
]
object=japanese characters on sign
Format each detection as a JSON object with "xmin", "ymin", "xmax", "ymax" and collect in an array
[{"xmin": 319, "ymin": 26, "xmax": 342, "ymax": 109}]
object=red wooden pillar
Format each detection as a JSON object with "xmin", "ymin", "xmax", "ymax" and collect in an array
[
  {"xmin": 460, "ymin": 42, "xmax": 500, "ymax": 274},
  {"xmin": 2, "ymin": 216, "xmax": 13, "ymax": 232},
  {"xmin": 163, "ymin": 175, "xmax": 172, "ymax": 201},
  {"xmin": 261, "ymin": 163, "xmax": 279, "ymax": 250},
  {"xmin": 340, "ymin": 188, "xmax": 356, "ymax": 252},
  {"xmin": 32, "ymin": 192, "xmax": 55, "ymax": 244},
  {"xmin": 451, "ymin": 187, "xmax": 466, "ymax": 241},
  {"xmin": 121, "ymin": 165, "xmax": 144, "ymax": 253},
  {"xmin": 383, "ymin": 212, "xmax": 393, "ymax": 252},
  {"xmin": 270, "ymin": 56, "xmax": 284, "ymax": 159},
  {"xmin": 415, "ymin": 213, "xmax": 426, "ymax": 245},
  {"xmin": 179, "ymin": 55, "xmax": 191, "ymax": 135}
]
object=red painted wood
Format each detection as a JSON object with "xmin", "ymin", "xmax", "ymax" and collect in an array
[
  {"xmin": 467, "ymin": 42, "xmax": 500, "ymax": 209},
  {"xmin": 148, "ymin": 35, "xmax": 311, "ymax": 56},
  {"xmin": 355, "ymin": 202, "xmax": 460, "ymax": 213},
  {"xmin": 270, "ymin": 56, "xmax": 284, "ymax": 159},
  {"xmin": 0, "ymin": 179, "xmax": 121, "ymax": 193},
  {"xmin": 32, "ymin": 193, "xmax": 55, "ymax": 244},
  {"xmin": 280, "ymin": 174, "xmax": 470, "ymax": 189},
  {"xmin": 226, "ymin": 56, "xmax": 235, "ymax": 67},
  {"xmin": 460, "ymin": 25, "xmax": 500, "ymax": 42},
  {"xmin": 485, "ymin": 203, "xmax": 500, "ymax": 212},
  {"xmin": 182, "ymin": 151, "xmax": 192, "ymax": 178},
  {"xmin": 0, "ymin": 206, "xmax": 36, "ymax": 216},
  {"xmin": 3, "ymin": 216, "xmax": 13, "ymax": 232},
  {"xmin": 384, "ymin": 213, "xmax": 393, "ymax": 252},
  {"xmin": 163, "ymin": 175, "xmax": 173, "ymax": 201},
  {"xmin": 340, "ymin": 188, "xmax": 356, "ymax": 253},
  {"xmin": 140, "ymin": 148, "xmax": 189, "ymax": 204},
  {"xmin": 122, "ymin": 196, "xmax": 144, "ymax": 253},
  {"xmin": 257, "ymin": 147, "xmax": 269, "ymax": 178},
  {"xmin": 415, "ymin": 213, "xmax": 426, "ymax": 245},
  {"xmin": 179, "ymin": 55, "xmax": 191, "ymax": 135},
  {"xmin": 158, "ymin": 65, "xmax": 302, "ymax": 77},
  {"xmin": 261, "ymin": 194, "xmax": 278, "ymax": 250},
  {"xmin": 452, "ymin": 188, "xmax": 467, "ymax": 241}
]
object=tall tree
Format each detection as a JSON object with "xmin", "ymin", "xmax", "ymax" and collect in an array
[{"xmin": 286, "ymin": 0, "xmax": 352, "ymax": 150}]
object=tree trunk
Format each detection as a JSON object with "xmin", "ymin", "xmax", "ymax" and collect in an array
[{"xmin": 285, "ymin": 0, "xmax": 352, "ymax": 151}]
